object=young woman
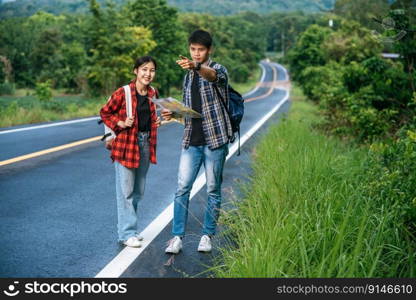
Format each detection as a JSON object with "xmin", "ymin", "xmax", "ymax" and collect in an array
[{"xmin": 100, "ymin": 56, "xmax": 161, "ymax": 248}]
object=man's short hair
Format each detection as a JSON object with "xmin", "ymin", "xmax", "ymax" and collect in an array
[{"xmin": 188, "ymin": 29, "xmax": 213, "ymax": 49}]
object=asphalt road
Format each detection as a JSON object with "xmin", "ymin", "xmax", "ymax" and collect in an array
[{"xmin": 0, "ymin": 61, "xmax": 291, "ymax": 277}]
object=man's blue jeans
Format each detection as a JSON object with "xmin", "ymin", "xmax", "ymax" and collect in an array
[
  {"xmin": 172, "ymin": 144, "xmax": 228, "ymax": 237},
  {"xmin": 115, "ymin": 132, "xmax": 150, "ymax": 242}
]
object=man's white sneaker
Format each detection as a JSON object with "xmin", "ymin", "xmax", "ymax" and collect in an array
[
  {"xmin": 123, "ymin": 236, "xmax": 142, "ymax": 248},
  {"xmin": 165, "ymin": 236, "xmax": 182, "ymax": 254},
  {"xmin": 135, "ymin": 234, "xmax": 144, "ymax": 241},
  {"xmin": 197, "ymin": 235, "xmax": 212, "ymax": 252}
]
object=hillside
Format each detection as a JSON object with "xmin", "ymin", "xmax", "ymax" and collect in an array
[
  {"xmin": 168, "ymin": 0, "xmax": 335, "ymax": 14},
  {"xmin": 0, "ymin": 0, "xmax": 335, "ymax": 18}
]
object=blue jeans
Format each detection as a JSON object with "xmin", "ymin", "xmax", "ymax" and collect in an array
[
  {"xmin": 115, "ymin": 132, "xmax": 150, "ymax": 242},
  {"xmin": 172, "ymin": 144, "xmax": 229, "ymax": 237}
]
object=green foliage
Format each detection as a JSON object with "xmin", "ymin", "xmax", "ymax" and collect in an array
[
  {"xmin": 212, "ymin": 100, "xmax": 415, "ymax": 277},
  {"xmin": 0, "ymin": 93, "xmax": 108, "ymax": 127},
  {"xmin": 169, "ymin": 0, "xmax": 336, "ymax": 15},
  {"xmin": 85, "ymin": 0, "xmax": 157, "ymax": 95},
  {"xmin": 365, "ymin": 126, "xmax": 416, "ymax": 232},
  {"xmin": 342, "ymin": 86, "xmax": 397, "ymax": 142},
  {"xmin": 0, "ymin": 81, "xmax": 15, "ymax": 95},
  {"xmin": 126, "ymin": 0, "xmax": 185, "ymax": 95},
  {"xmin": 0, "ymin": 0, "xmax": 93, "ymax": 18},
  {"xmin": 264, "ymin": 11, "xmax": 319, "ymax": 53},
  {"xmin": 287, "ymin": 24, "xmax": 331, "ymax": 83},
  {"xmin": 0, "ymin": 11, "xmax": 85, "ymax": 88},
  {"xmin": 40, "ymin": 99, "xmax": 66, "ymax": 113},
  {"xmin": 306, "ymin": 60, "xmax": 412, "ymax": 142},
  {"xmin": 0, "ymin": 16, "xmax": 39, "ymax": 86},
  {"xmin": 0, "ymin": 0, "xmax": 314, "ymax": 97},
  {"xmin": 334, "ymin": 0, "xmax": 390, "ymax": 30},
  {"xmin": 35, "ymin": 80, "xmax": 53, "ymax": 102},
  {"xmin": 288, "ymin": 14, "xmax": 415, "ymax": 142},
  {"xmin": 1, "ymin": 100, "xmax": 19, "ymax": 117},
  {"xmin": 57, "ymin": 42, "xmax": 87, "ymax": 92},
  {"xmin": 0, "ymin": 0, "xmax": 336, "ymax": 18},
  {"xmin": 31, "ymin": 27, "xmax": 62, "ymax": 82},
  {"xmin": 300, "ymin": 61, "xmax": 344, "ymax": 102},
  {"xmin": 388, "ymin": 3, "xmax": 416, "ymax": 93},
  {"xmin": 323, "ymin": 19, "xmax": 383, "ymax": 64},
  {"xmin": 340, "ymin": 58, "xmax": 411, "ymax": 141}
]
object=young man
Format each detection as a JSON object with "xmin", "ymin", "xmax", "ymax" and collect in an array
[{"xmin": 162, "ymin": 29, "xmax": 232, "ymax": 254}]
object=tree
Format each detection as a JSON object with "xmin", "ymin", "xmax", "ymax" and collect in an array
[
  {"xmin": 286, "ymin": 24, "xmax": 331, "ymax": 83},
  {"xmin": 334, "ymin": 0, "xmax": 390, "ymax": 30},
  {"xmin": 0, "ymin": 12, "xmax": 65, "ymax": 87},
  {"xmin": 23, "ymin": 11, "xmax": 66, "ymax": 86},
  {"xmin": 85, "ymin": 0, "xmax": 157, "ymax": 95},
  {"xmin": 323, "ymin": 19, "xmax": 383, "ymax": 64},
  {"xmin": 390, "ymin": 0, "xmax": 416, "ymax": 92},
  {"xmin": 127, "ymin": 0, "xmax": 186, "ymax": 95},
  {"xmin": 264, "ymin": 11, "xmax": 319, "ymax": 54},
  {"xmin": 31, "ymin": 28, "xmax": 62, "ymax": 81},
  {"xmin": 0, "ymin": 55, "xmax": 13, "ymax": 83}
]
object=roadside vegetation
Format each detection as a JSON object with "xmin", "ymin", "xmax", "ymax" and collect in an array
[
  {"xmin": 213, "ymin": 0, "xmax": 416, "ymax": 277},
  {"xmin": 213, "ymin": 89, "xmax": 415, "ymax": 277},
  {"xmin": 0, "ymin": 0, "xmax": 317, "ymax": 128},
  {"xmin": 0, "ymin": 66, "xmax": 261, "ymax": 128}
]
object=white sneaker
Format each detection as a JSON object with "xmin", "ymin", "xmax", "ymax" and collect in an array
[
  {"xmin": 197, "ymin": 235, "xmax": 212, "ymax": 252},
  {"xmin": 165, "ymin": 236, "xmax": 182, "ymax": 254},
  {"xmin": 123, "ymin": 236, "xmax": 142, "ymax": 248}
]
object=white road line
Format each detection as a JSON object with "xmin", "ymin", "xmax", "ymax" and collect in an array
[
  {"xmin": 0, "ymin": 117, "xmax": 100, "ymax": 135},
  {"xmin": 243, "ymin": 63, "xmax": 267, "ymax": 98},
  {"xmin": 272, "ymin": 63, "xmax": 289, "ymax": 81},
  {"xmin": 95, "ymin": 64, "xmax": 290, "ymax": 278}
]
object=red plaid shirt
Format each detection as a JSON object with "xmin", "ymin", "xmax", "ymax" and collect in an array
[{"xmin": 100, "ymin": 80, "xmax": 158, "ymax": 169}]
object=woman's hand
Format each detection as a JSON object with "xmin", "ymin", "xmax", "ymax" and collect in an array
[
  {"xmin": 105, "ymin": 138, "xmax": 114, "ymax": 150},
  {"xmin": 118, "ymin": 116, "xmax": 134, "ymax": 128},
  {"xmin": 161, "ymin": 109, "xmax": 172, "ymax": 121}
]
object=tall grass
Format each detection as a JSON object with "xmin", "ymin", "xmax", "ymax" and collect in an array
[{"xmin": 213, "ymin": 98, "xmax": 415, "ymax": 277}]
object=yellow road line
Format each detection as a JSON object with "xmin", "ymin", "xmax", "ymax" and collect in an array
[
  {"xmin": 245, "ymin": 63, "xmax": 278, "ymax": 103},
  {"xmin": 0, "ymin": 136, "xmax": 102, "ymax": 167}
]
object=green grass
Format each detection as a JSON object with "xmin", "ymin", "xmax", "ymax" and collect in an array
[
  {"xmin": 0, "ymin": 94, "xmax": 105, "ymax": 128},
  {"xmin": 212, "ymin": 88, "xmax": 415, "ymax": 277}
]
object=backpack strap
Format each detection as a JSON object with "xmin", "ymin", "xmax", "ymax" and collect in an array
[
  {"xmin": 149, "ymin": 86, "xmax": 158, "ymax": 100},
  {"xmin": 209, "ymin": 61, "xmax": 228, "ymax": 110},
  {"xmin": 100, "ymin": 85, "xmax": 132, "ymax": 142},
  {"xmin": 209, "ymin": 61, "xmax": 235, "ymax": 145},
  {"xmin": 123, "ymin": 85, "xmax": 132, "ymax": 118},
  {"xmin": 210, "ymin": 61, "xmax": 240, "ymax": 154}
]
